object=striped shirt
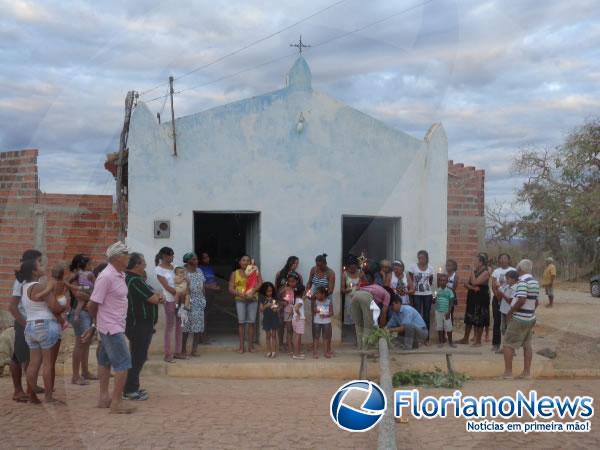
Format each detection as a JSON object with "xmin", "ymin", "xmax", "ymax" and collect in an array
[
  {"xmin": 512, "ymin": 274, "xmax": 539, "ymax": 322},
  {"xmin": 310, "ymin": 271, "xmax": 330, "ymax": 294}
]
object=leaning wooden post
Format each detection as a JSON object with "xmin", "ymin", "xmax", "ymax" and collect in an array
[
  {"xmin": 445, "ymin": 353, "xmax": 455, "ymax": 374},
  {"xmin": 169, "ymin": 75, "xmax": 177, "ymax": 156},
  {"xmin": 358, "ymin": 351, "xmax": 367, "ymax": 378},
  {"xmin": 116, "ymin": 90, "xmax": 134, "ymax": 241},
  {"xmin": 378, "ymin": 337, "xmax": 397, "ymax": 450}
]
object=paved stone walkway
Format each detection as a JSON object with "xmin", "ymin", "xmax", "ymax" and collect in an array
[{"xmin": 1, "ymin": 377, "xmax": 599, "ymax": 448}]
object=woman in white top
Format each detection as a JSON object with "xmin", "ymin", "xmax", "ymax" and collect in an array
[
  {"xmin": 18, "ymin": 259, "xmax": 64, "ymax": 403},
  {"xmin": 408, "ymin": 250, "xmax": 434, "ymax": 345},
  {"xmin": 155, "ymin": 247, "xmax": 184, "ymax": 363},
  {"xmin": 391, "ymin": 260, "xmax": 413, "ymax": 305}
]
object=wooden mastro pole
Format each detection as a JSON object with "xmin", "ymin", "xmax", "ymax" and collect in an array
[{"xmin": 116, "ymin": 90, "xmax": 135, "ymax": 241}]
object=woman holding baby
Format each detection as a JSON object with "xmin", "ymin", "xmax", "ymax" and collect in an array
[{"xmin": 228, "ymin": 255, "xmax": 262, "ymax": 354}]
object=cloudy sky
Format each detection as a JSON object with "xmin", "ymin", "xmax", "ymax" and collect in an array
[{"xmin": 1, "ymin": 0, "xmax": 599, "ymax": 208}]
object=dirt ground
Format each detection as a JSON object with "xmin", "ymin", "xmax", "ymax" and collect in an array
[
  {"xmin": 448, "ymin": 287, "xmax": 600, "ymax": 372},
  {"xmin": 1, "ymin": 377, "xmax": 599, "ymax": 449}
]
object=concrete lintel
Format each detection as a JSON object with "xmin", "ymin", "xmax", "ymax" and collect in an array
[
  {"xmin": 2, "ymin": 203, "xmax": 91, "ymax": 215},
  {"xmin": 447, "ymin": 216, "xmax": 485, "ymax": 225}
]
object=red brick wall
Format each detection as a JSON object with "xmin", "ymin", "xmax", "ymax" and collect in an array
[
  {"xmin": 0, "ymin": 149, "xmax": 119, "ymax": 308},
  {"xmin": 447, "ymin": 160, "xmax": 486, "ymax": 313}
]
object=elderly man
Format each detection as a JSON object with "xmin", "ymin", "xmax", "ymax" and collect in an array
[
  {"xmin": 542, "ymin": 257, "xmax": 557, "ymax": 308},
  {"xmin": 503, "ymin": 259, "xmax": 539, "ymax": 379},
  {"xmin": 84, "ymin": 241, "xmax": 134, "ymax": 414},
  {"xmin": 124, "ymin": 252, "xmax": 164, "ymax": 401}
]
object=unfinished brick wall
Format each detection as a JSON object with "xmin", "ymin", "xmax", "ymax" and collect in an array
[
  {"xmin": 447, "ymin": 160, "xmax": 486, "ymax": 314},
  {"xmin": 0, "ymin": 149, "xmax": 119, "ymax": 308},
  {"xmin": 0, "ymin": 150, "xmax": 39, "ymax": 297}
]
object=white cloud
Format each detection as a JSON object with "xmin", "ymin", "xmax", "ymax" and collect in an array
[{"xmin": 0, "ymin": 0, "xmax": 598, "ymax": 207}]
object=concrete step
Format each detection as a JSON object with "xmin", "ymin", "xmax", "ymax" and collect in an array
[{"xmin": 52, "ymin": 343, "xmax": 589, "ymax": 380}]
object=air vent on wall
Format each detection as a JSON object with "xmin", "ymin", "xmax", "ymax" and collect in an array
[{"xmin": 154, "ymin": 220, "xmax": 170, "ymax": 239}]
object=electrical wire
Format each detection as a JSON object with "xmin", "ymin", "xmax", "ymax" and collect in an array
[
  {"xmin": 142, "ymin": 0, "xmax": 438, "ymax": 104},
  {"xmin": 139, "ymin": 0, "xmax": 349, "ymax": 97},
  {"xmin": 145, "ymin": 51, "xmax": 296, "ymax": 103}
]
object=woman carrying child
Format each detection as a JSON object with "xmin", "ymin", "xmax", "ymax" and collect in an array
[
  {"xmin": 228, "ymin": 255, "xmax": 262, "ymax": 354},
  {"xmin": 67, "ymin": 254, "xmax": 96, "ymax": 385},
  {"xmin": 155, "ymin": 247, "xmax": 184, "ymax": 362},
  {"xmin": 19, "ymin": 259, "xmax": 66, "ymax": 404},
  {"xmin": 259, "ymin": 282, "xmax": 280, "ymax": 358},
  {"xmin": 279, "ymin": 271, "xmax": 301, "ymax": 355},
  {"xmin": 274, "ymin": 256, "xmax": 303, "ymax": 350}
]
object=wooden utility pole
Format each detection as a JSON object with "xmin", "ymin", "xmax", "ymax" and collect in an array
[
  {"xmin": 116, "ymin": 90, "xmax": 135, "ymax": 241},
  {"xmin": 169, "ymin": 76, "xmax": 177, "ymax": 156}
]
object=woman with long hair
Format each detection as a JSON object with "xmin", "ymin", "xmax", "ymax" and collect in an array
[
  {"xmin": 18, "ymin": 258, "xmax": 65, "ymax": 403},
  {"xmin": 274, "ymin": 256, "xmax": 303, "ymax": 350}
]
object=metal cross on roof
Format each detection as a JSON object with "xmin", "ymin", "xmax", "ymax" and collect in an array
[{"xmin": 290, "ymin": 35, "xmax": 311, "ymax": 54}]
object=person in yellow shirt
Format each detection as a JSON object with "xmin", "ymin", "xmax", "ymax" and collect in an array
[{"xmin": 541, "ymin": 257, "xmax": 557, "ymax": 308}]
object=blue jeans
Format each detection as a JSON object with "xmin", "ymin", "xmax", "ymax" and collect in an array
[
  {"xmin": 97, "ymin": 332, "xmax": 132, "ymax": 372},
  {"xmin": 25, "ymin": 319, "xmax": 60, "ymax": 350},
  {"xmin": 413, "ymin": 295, "xmax": 432, "ymax": 338},
  {"xmin": 235, "ymin": 300, "xmax": 258, "ymax": 324}
]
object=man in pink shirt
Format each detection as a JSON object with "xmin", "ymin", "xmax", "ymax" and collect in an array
[{"xmin": 84, "ymin": 241, "xmax": 134, "ymax": 414}]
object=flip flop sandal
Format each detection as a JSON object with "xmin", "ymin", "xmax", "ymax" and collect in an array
[
  {"xmin": 110, "ymin": 405, "xmax": 136, "ymax": 414},
  {"xmin": 13, "ymin": 394, "xmax": 29, "ymax": 403}
]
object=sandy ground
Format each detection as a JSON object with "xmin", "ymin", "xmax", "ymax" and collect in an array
[
  {"xmin": 446, "ymin": 287, "xmax": 600, "ymax": 372},
  {"xmin": 1, "ymin": 377, "xmax": 599, "ymax": 449}
]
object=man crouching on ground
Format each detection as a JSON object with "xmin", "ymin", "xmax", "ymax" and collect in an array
[
  {"xmin": 83, "ymin": 241, "xmax": 135, "ymax": 414},
  {"xmin": 503, "ymin": 259, "xmax": 539, "ymax": 379}
]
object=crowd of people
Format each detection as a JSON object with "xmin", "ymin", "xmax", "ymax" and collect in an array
[{"xmin": 7, "ymin": 241, "xmax": 556, "ymax": 412}]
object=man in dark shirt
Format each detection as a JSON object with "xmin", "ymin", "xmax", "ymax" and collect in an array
[{"xmin": 124, "ymin": 252, "xmax": 164, "ymax": 400}]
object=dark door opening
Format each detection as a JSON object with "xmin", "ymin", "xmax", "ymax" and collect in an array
[
  {"xmin": 341, "ymin": 215, "xmax": 401, "ymax": 341},
  {"xmin": 194, "ymin": 212, "xmax": 260, "ymax": 339}
]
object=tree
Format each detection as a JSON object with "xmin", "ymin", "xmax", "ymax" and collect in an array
[
  {"xmin": 512, "ymin": 118, "xmax": 600, "ymax": 270},
  {"xmin": 485, "ymin": 201, "xmax": 518, "ymax": 244}
]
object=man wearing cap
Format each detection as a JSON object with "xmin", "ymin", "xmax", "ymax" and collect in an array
[
  {"xmin": 83, "ymin": 241, "xmax": 135, "ymax": 414},
  {"xmin": 541, "ymin": 257, "xmax": 557, "ymax": 308}
]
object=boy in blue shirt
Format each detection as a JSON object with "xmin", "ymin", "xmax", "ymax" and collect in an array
[{"xmin": 434, "ymin": 273, "xmax": 455, "ymax": 347}]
